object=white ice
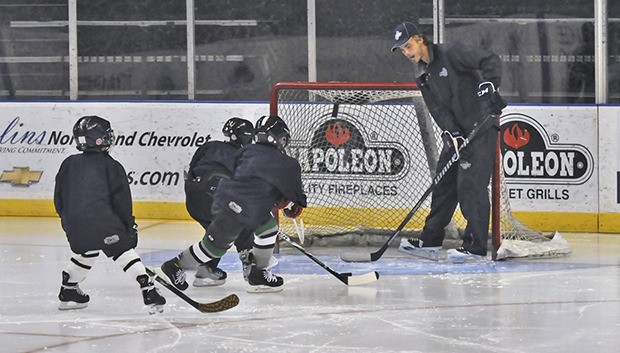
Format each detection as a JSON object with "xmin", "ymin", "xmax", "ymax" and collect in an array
[{"xmin": 1, "ymin": 217, "xmax": 619, "ymax": 353}]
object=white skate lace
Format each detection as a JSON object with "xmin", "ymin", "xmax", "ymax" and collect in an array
[
  {"xmin": 74, "ymin": 285, "xmax": 87, "ymax": 296},
  {"xmin": 263, "ymin": 268, "xmax": 278, "ymax": 283},
  {"xmin": 173, "ymin": 269, "xmax": 186, "ymax": 285},
  {"xmin": 62, "ymin": 284, "xmax": 87, "ymax": 298}
]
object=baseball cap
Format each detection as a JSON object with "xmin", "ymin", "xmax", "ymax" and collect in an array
[{"xmin": 391, "ymin": 22, "xmax": 422, "ymax": 51}]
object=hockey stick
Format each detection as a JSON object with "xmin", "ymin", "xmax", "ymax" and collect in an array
[
  {"xmin": 293, "ymin": 218, "xmax": 305, "ymax": 244},
  {"xmin": 278, "ymin": 232, "xmax": 379, "ymax": 286},
  {"xmin": 145, "ymin": 267, "xmax": 239, "ymax": 313},
  {"xmin": 340, "ymin": 114, "xmax": 496, "ymax": 263}
]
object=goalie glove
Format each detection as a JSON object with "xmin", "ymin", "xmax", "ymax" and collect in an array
[
  {"xmin": 283, "ymin": 203, "xmax": 304, "ymax": 219},
  {"xmin": 477, "ymin": 81, "xmax": 507, "ymax": 116}
]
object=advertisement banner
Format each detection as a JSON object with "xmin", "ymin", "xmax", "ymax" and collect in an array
[
  {"xmin": 0, "ymin": 102, "xmax": 267, "ymax": 205},
  {"xmin": 500, "ymin": 105, "xmax": 598, "ymax": 213}
]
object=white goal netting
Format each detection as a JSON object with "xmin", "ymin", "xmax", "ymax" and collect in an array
[{"xmin": 271, "ymin": 82, "xmax": 571, "ymax": 260}]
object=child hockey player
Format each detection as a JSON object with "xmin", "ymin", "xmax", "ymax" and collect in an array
[
  {"xmin": 184, "ymin": 117, "xmax": 255, "ymax": 286},
  {"xmin": 161, "ymin": 115, "xmax": 307, "ymax": 293},
  {"xmin": 54, "ymin": 115, "xmax": 166, "ymax": 313}
]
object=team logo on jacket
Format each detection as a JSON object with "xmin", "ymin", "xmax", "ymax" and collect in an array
[
  {"xmin": 104, "ymin": 234, "xmax": 120, "ymax": 245},
  {"xmin": 287, "ymin": 115, "xmax": 408, "ymax": 181},
  {"xmin": 501, "ymin": 113, "xmax": 593, "ymax": 185},
  {"xmin": 439, "ymin": 67, "xmax": 448, "ymax": 77}
]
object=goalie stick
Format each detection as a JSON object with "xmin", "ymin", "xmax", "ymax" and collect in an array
[
  {"xmin": 340, "ymin": 114, "xmax": 496, "ymax": 263},
  {"xmin": 145, "ymin": 267, "xmax": 239, "ymax": 313},
  {"xmin": 278, "ymin": 232, "xmax": 379, "ymax": 286}
]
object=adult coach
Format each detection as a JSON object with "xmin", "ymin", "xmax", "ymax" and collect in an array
[{"xmin": 392, "ymin": 21, "xmax": 506, "ymax": 261}]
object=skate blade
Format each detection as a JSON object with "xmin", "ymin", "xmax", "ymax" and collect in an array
[
  {"xmin": 398, "ymin": 245, "xmax": 440, "ymax": 261},
  {"xmin": 447, "ymin": 255, "xmax": 487, "ymax": 263},
  {"xmin": 245, "ymin": 284, "xmax": 284, "ymax": 294},
  {"xmin": 147, "ymin": 304, "xmax": 165, "ymax": 315},
  {"xmin": 58, "ymin": 301, "xmax": 88, "ymax": 311},
  {"xmin": 193, "ymin": 278, "xmax": 226, "ymax": 287}
]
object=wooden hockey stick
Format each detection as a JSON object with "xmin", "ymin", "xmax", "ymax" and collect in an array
[
  {"xmin": 278, "ymin": 232, "xmax": 379, "ymax": 285},
  {"xmin": 340, "ymin": 114, "xmax": 496, "ymax": 263},
  {"xmin": 146, "ymin": 267, "xmax": 239, "ymax": 313}
]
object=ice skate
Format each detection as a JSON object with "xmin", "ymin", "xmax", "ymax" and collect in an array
[
  {"xmin": 160, "ymin": 257, "xmax": 188, "ymax": 291},
  {"xmin": 58, "ymin": 271, "xmax": 89, "ymax": 310},
  {"xmin": 246, "ymin": 264, "xmax": 283, "ymax": 293},
  {"xmin": 447, "ymin": 247, "xmax": 487, "ymax": 263},
  {"xmin": 193, "ymin": 264, "xmax": 227, "ymax": 287},
  {"xmin": 137, "ymin": 274, "xmax": 166, "ymax": 314},
  {"xmin": 398, "ymin": 238, "xmax": 441, "ymax": 261}
]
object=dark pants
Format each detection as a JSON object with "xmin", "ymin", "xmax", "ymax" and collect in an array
[
  {"xmin": 419, "ymin": 127, "xmax": 498, "ymax": 255},
  {"xmin": 187, "ymin": 175, "xmax": 253, "ymax": 266},
  {"xmin": 200, "ymin": 202, "xmax": 252, "ymax": 257}
]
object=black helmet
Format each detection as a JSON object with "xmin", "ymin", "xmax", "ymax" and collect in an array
[
  {"xmin": 222, "ymin": 117, "xmax": 254, "ymax": 147},
  {"xmin": 254, "ymin": 115, "xmax": 290, "ymax": 151},
  {"xmin": 73, "ymin": 115, "xmax": 115, "ymax": 152}
]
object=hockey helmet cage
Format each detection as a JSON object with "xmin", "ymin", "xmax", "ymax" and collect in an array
[
  {"xmin": 254, "ymin": 115, "xmax": 290, "ymax": 151},
  {"xmin": 222, "ymin": 117, "xmax": 254, "ymax": 147},
  {"xmin": 73, "ymin": 115, "xmax": 115, "ymax": 152}
]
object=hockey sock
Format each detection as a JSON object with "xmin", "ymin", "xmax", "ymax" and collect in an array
[
  {"xmin": 113, "ymin": 249, "xmax": 147, "ymax": 280},
  {"xmin": 64, "ymin": 250, "xmax": 100, "ymax": 283},
  {"xmin": 252, "ymin": 218, "xmax": 278, "ymax": 269},
  {"xmin": 180, "ymin": 240, "xmax": 224, "ymax": 269}
]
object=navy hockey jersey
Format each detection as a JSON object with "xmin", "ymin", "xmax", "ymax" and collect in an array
[
  {"xmin": 214, "ymin": 143, "xmax": 307, "ymax": 230},
  {"xmin": 54, "ymin": 152, "xmax": 134, "ymax": 255}
]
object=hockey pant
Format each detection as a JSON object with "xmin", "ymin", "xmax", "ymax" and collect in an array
[
  {"xmin": 184, "ymin": 172, "xmax": 229, "ymax": 231},
  {"xmin": 419, "ymin": 128, "xmax": 497, "ymax": 255},
  {"xmin": 178, "ymin": 202, "xmax": 278, "ymax": 270}
]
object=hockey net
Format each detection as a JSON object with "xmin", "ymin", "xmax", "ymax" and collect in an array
[{"xmin": 270, "ymin": 82, "xmax": 571, "ymax": 260}]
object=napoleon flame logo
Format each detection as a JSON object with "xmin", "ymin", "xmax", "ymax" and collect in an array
[
  {"xmin": 325, "ymin": 122, "xmax": 350, "ymax": 146},
  {"xmin": 503, "ymin": 123, "xmax": 530, "ymax": 149},
  {"xmin": 500, "ymin": 113, "xmax": 593, "ymax": 185},
  {"xmin": 287, "ymin": 117, "xmax": 408, "ymax": 181}
]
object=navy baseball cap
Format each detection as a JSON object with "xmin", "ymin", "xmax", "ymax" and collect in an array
[{"xmin": 391, "ymin": 22, "xmax": 422, "ymax": 51}]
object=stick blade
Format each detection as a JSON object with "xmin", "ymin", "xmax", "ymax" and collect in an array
[
  {"xmin": 197, "ymin": 294, "xmax": 240, "ymax": 313},
  {"xmin": 340, "ymin": 252, "xmax": 373, "ymax": 262},
  {"xmin": 344, "ymin": 271, "xmax": 380, "ymax": 286}
]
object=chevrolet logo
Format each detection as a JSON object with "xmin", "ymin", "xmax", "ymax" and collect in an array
[{"xmin": 0, "ymin": 167, "xmax": 43, "ymax": 186}]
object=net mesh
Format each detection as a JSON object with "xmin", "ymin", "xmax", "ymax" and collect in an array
[{"xmin": 272, "ymin": 82, "xmax": 570, "ymax": 259}]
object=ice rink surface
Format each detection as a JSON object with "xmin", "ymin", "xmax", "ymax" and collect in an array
[{"xmin": 1, "ymin": 216, "xmax": 619, "ymax": 353}]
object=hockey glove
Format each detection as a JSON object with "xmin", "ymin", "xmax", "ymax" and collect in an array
[
  {"xmin": 283, "ymin": 203, "xmax": 304, "ymax": 219},
  {"xmin": 477, "ymin": 81, "xmax": 507, "ymax": 116},
  {"xmin": 442, "ymin": 130, "xmax": 465, "ymax": 151},
  {"xmin": 274, "ymin": 198, "xmax": 294, "ymax": 210},
  {"xmin": 442, "ymin": 130, "xmax": 470, "ymax": 160}
]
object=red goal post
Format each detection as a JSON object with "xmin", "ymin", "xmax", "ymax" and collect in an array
[{"xmin": 270, "ymin": 81, "xmax": 570, "ymax": 260}]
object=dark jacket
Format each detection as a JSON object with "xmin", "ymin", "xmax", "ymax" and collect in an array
[
  {"xmin": 54, "ymin": 151, "xmax": 134, "ymax": 255},
  {"xmin": 185, "ymin": 140, "xmax": 239, "ymax": 228},
  {"xmin": 214, "ymin": 143, "xmax": 307, "ymax": 229},
  {"xmin": 415, "ymin": 41, "xmax": 502, "ymax": 135},
  {"xmin": 186, "ymin": 140, "xmax": 238, "ymax": 181}
]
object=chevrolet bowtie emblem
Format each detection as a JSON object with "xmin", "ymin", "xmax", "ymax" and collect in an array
[{"xmin": 0, "ymin": 167, "xmax": 43, "ymax": 186}]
